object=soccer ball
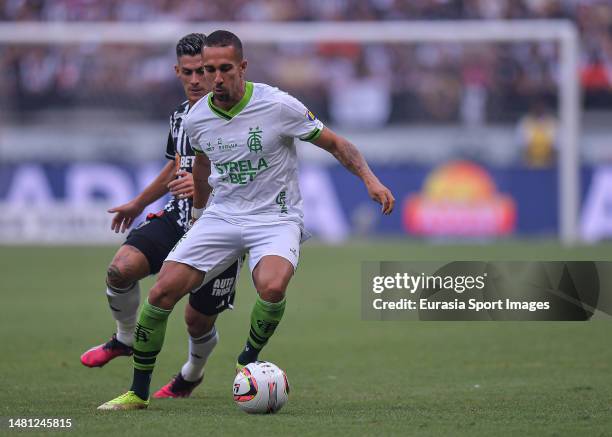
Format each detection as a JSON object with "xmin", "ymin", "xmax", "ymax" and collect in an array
[{"xmin": 233, "ymin": 361, "xmax": 290, "ymax": 414}]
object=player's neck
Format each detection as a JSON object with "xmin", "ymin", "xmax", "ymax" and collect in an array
[{"xmin": 213, "ymin": 81, "xmax": 246, "ymax": 112}]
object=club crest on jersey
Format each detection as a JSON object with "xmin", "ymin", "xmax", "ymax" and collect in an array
[
  {"xmin": 305, "ymin": 110, "xmax": 317, "ymax": 121},
  {"xmin": 247, "ymin": 127, "xmax": 263, "ymax": 153}
]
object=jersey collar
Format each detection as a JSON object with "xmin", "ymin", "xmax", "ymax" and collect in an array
[{"xmin": 208, "ymin": 81, "xmax": 253, "ymax": 120}]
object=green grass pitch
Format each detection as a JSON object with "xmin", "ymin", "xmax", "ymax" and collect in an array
[{"xmin": 1, "ymin": 241, "xmax": 611, "ymax": 436}]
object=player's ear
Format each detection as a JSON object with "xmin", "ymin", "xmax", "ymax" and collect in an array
[
  {"xmin": 239, "ymin": 59, "xmax": 247, "ymax": 76},
  {"xmin": 174, "ymin": 64, "xmax": 180, "ymax": 77}
]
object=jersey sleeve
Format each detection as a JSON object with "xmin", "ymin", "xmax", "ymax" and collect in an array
[
  {"xmin": 279, "ymin": 93, "xmax": 324, "ymax": 142},
  {"xmin": 165, "ymin": 130, "xmax": 175, "ymax": 160},
  {"xmin": 183, "ymin": 112, "xmax": 204, "ymax": 154},
  {"xmin": 165, "ymin": 111, "xmax": 176, "ymax": 160}
]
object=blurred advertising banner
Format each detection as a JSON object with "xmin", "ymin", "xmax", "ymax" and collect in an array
[
  {"xmin": 403, "ymin": 161, "xmax": 516, "ymax": 237},
  {"xmin": 0, "ymin": 161, "xmax": 605, "ymax": 244},
  {"xmin": 0, "ymin": 163, "xmax": 350, "ymax": 245},
  {"xmin": 581, "ymin": 166, "xmax": 612, "ymax": 243},
  {"xmin": 328, "ymin": 160, "xmax": 595, "ymax": 239}
]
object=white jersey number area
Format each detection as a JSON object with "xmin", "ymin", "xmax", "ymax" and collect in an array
[{"xmin": 184, "ymin": 82, "xmax": 324, "ymax": 225}]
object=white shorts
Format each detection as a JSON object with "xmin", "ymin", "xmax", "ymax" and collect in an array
[{"xmin": 165, "ymin": 211, "xmax": 303, "ymax": 278}]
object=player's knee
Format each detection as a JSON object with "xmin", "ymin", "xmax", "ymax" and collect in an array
[
  {"xmin": 106, "ymin": 263, "xmax": 135, "ymax": 290},
  {"xmin": 148, "ymin": 282, "xmax": 181, "ymax": 310},
  {"xmin": 186, "ymin": 314, "xmax": 216, "ymax": 338},
  {"xmin": 257, "ymin": 280, "xmax": 287, "ymax": 303},
  {"xmin": 106, "ymin": 246, "xmax": 150, "ymax": 290}
]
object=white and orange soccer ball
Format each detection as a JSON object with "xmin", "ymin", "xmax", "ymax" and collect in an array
[{"xmin": 233, "ymin": 361, "xmax": 290, "ymax": 414}]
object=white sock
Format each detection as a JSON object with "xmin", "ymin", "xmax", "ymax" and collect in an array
[
  {"xmin": 105, "ymin": 282, "xmax": 140, "ymax": 346},
  {"xmin": 181, "ymin": 326, "xmax": 219, "ymax": 382}
]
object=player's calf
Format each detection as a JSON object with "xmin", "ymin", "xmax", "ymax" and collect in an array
[
  {"xmin": 237, "ymin": 256, "xmax": 293, "ymax": 366},
  {"xmin": 129, "ymin": 262, "xmax": 204, "ymax": 401},
  {"xmin": 237, "ymin": 295, "xmax": 286, "ymax": 366},
  {"xmin": 104, "ymin": 245, "xmax": 150, "ymax": 345},
  {"xmin": 81, "ymin": 247, "xmax": 149, "ymax": 367},
  {"xmin": 153, "ymin": 318, "xmax": 217, "ymax": 399},
  {"xmin": 104, "ymin": 281, "xmax": 140, "ymax": 347}
]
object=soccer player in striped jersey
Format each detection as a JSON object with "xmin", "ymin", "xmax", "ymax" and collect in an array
[
  {"xmin": 98, "ymin": 30, "xmax": 394, "ymax": 410},
  {"xmin": 81, "ymin": 33, "xmax": 241, "ymax": 399}
]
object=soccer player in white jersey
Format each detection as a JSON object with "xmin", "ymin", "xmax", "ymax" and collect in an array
[
  {"xmin": 98, "ymin": 30, "xmax": 394, "ymax": 410},
  {"xmin": 82, "ymin": 34, "xmax": 242, "ymax": 399}
]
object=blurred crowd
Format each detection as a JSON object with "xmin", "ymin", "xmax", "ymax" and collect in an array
[{"xmin": 1, "ymin": 0, "xmax": 611, "ymax": 126}]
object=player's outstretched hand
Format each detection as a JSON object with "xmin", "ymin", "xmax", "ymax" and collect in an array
[
  {"xmin": 366, "ymin": 179, "xmax": 395, "ymax": 215},
  {"xmin": 108, "ymin": 200, "xmax": 144, "ymax": 233},
  {"xmin": 168, "ymin": 170, "xmax": 194, "ymax": 199}
]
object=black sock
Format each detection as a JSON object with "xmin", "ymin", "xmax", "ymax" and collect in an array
[
  {"xmin": 130, "ymin": 368, "xmax": 152, "ymax": 400},
  {"xmin": 237, "ymin": 340, "xmax": 261, "ymax": 366}
]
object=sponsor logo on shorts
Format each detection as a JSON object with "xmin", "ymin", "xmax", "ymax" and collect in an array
[{"xmin": 212, "ymin": 277, "xmax": 235, "ymax": 297}]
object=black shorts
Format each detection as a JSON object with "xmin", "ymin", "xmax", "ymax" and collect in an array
[
  {"xmin": 124, "ymin": 209, "xmax": 240, "ymax": 316},
  {"xmin": 124, "ymin": 209, "xmax": 184, "ymax": 275},
  {"xmin": 189, "ymin": 259, "xmax": 241, "ymax": 316}
]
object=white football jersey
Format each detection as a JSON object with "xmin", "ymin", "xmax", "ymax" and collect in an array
[{"xmin": 184, "ymin": 82, "xmax": 324, "ymax": 225}]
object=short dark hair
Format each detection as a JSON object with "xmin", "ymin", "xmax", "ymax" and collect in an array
[
  {"xmin": 205, "ymin": 30, "xmax": 243, "ymax": 60},
  {"xmin": 176, "ymin": 33, "xmax": 207, "ymax": 58}
]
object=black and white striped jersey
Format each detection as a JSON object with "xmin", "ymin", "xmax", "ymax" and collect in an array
[{"xmin": 164, "ymin": 100, "xmax": 196, "ymax": 231}]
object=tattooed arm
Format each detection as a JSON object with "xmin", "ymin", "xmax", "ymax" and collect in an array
[{"xmin": 311, "ymin": 127, "xmax": 395, "ymax": 215}]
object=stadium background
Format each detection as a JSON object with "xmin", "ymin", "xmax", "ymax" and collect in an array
[{"xmin": 1, "ymin": 1, "xmax": 612, "ymax": 435}]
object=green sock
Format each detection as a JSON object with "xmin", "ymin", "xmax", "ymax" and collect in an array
[
  {"xmin": 130, "ymin": 301, "xmax": 171, "ymax": 400},
  {"xmin": 237, "ymin": 296, "xmax": 286, "ymax": 365}
]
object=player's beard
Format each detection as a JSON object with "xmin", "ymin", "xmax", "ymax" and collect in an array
[{"xmin": 215, "ymin": 91, "xmax": 230, "ymax": 102}]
